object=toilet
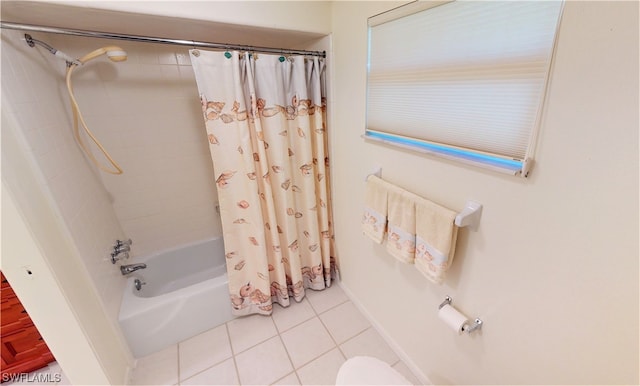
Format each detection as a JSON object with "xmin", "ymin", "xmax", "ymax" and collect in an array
[{"xmin": 336, "ymin": 356, "xmax": 413, "ymax": 385}]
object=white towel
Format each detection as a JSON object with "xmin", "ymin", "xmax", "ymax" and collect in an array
[
  {"xmin": 414, "ymin": 197, "xmax": 458, "ymax": 284},
  {"xmin": 362, "ymin": 175, "xmax": 390, "ymax": 244},
  {"xmin": 386, "ymin": 189, "xmax": 416, "ymax": 263}
]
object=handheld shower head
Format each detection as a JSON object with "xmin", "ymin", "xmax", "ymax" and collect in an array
[
  {"xmin": 78, "ymin": 46, "xmax": 128, "ymax": 64},
  {"xmin": 65, "ymin": 45, "xmax": 128, "ymax": 175},
  {"xmin": 106, "ymin": 48, "xmax": 127, "ymax": 62}
]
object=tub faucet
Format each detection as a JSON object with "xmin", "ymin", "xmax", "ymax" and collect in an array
[{"xmin": 120, "ymin": 263, "xmax": 147, "ymax": 275}]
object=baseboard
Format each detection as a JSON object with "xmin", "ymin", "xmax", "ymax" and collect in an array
[{"xmin": 337, "ymin": 281, "xmax": 432, "ymax": 385}]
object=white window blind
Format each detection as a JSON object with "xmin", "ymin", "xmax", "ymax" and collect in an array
[{"xmin": 366, "ymin": 0, "xmax": 563, "ymax": 176}]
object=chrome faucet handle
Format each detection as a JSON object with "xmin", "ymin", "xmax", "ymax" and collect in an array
[
  {"xmin": 110, "ymin": 251, "xmax": 129, "ymax": 264},
  {"xmin": 114, "ymin": 244, "xmax": 131, "ymax": 254},
  {"xmin": 116, "ymin": 238, "xmax": 133, "ymax": 247}
]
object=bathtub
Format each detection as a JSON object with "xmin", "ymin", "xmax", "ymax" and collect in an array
[{"xmin": 118, "ymin": 237, "xmax": 234, "ymax": 358}]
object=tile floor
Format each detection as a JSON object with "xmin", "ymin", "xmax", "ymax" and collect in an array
[{"xmin": 131, "ymin": 284, "xmax": 421, "ymax": 385}]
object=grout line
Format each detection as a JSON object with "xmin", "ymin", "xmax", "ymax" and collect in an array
[
  {"xmin": 315, "ymin": 306, "xmax": 347, "ymax": 364},
  {"xmin": 292, "ymin": 370, "xmax": 302, "ymax": 386},
  {"xmin": 272, "ymin": 298, "xmax": 316, "ymax": 335},
  {"xmin": 275, "ymin": 331, "xmax": 298, "ymax": 381},
  {"xmin": 225, "ymin": 322, "xmax": 242, "ymax": 386},
  {"xmin": 229, "ymin": 315, "xmax": 279, "ymax": 356},
  {"xmin": 270, "ymin": 371, "xmax": 299, "ymax": 386},
  {"xmin": 178, "ymin": 356, "xmax": 236, "ymax": 385},
  {"xmin": 276, "ymin": 288, "xmax": 353, "ymax": 372},
  {"xmin": 338, "ymin": 324, "xmax": 372, "ymax": 349},
  {"xmin": 306, "ymin": 286, "xmax": 354, "ymax": 364},
  {"xmin": 277, "ymin": 315, "xmax": 335, "ymax": 371},
  {"xmin": 176, "ymin": 343, "xmax": 181, "ymax": 386},
  {"xmin": 290, "ymin": 339, "xmax": 338, "ymax": 372},
  {"xmin": 306, "ymin": 290, "xmax": 350, "ymax": 317},
  {"xmin": 177, "ymin": 287, "xmax": 357, "ymax": 386}
]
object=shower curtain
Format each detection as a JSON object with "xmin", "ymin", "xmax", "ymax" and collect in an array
[{"xmin": 190, "ymin": 49, "xmax": 337, "ymax": 316}]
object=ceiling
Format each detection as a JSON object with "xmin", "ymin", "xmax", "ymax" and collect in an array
[{"xmin": 0, "ymin": 1, "xmax": 326, "ymax": 49}]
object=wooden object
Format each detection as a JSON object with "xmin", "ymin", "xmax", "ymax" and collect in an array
[{"xmin": 1, "ymin": 272, "xmax": 55, "ymax": 381}]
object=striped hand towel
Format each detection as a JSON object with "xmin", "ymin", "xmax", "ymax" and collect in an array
[
  {"xmin": 386, "ymin": 189, "xmax": 417, "ymax": 263},
  {"xmin": 362, "ymin": 175, "xmax": 390, "ymax": 244},
  {"xmin": 414, "ymin": 197, "xmax": 458, "ymax": 284}
]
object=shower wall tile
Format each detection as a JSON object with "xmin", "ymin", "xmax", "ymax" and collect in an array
[
  {"xmin": 41, "ymin": 35, "xmax": 223, "ymax": 257},
  {"xmin": 176, "ymin": 52, "xmax": 192, "ymax": 66},
  {"xmin": 4, "ymin": 28, "xmax": 221, "ymax": 358},
  {"xmin": 1, "ymin": 29, "xmax": 130, "ymax": 347}
]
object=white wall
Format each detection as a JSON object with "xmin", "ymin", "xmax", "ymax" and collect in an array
[
  {"xmin": 2, "ymin": 170, "xmax": 113, "ymax": 385},
  {"xmin": 330, "ymin": 1, "xmax": 638, "ymax": 385},
  {"xmin": 45, "ymin": 34, "xmax": 224, "ymax": 256}
]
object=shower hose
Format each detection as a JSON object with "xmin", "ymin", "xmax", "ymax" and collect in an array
[{"xmin": 65, "ymin": 64, "xmax": 123, "ymax": 175}]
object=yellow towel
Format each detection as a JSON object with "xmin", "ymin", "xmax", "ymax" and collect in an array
[
  {"xmin": 386, "ymin": 189, "xmax": 417, "ymax": 263},
  {"xmin": 414, "ymin": 197, "xmax": 458, "ymax": 284},
  {"xmin": 362, "ymin": 175, "xmax": 390, "ymax": 244}
]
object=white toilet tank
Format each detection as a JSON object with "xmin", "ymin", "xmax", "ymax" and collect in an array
[{"xmin": 336, "ymin": 356, "xmax": 413, "ymax": 385}]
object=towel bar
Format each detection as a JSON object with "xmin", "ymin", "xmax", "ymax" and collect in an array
[
  {"xmin": 365, "ymin": 166, "xmax": 382, "ymax": 181},
  {"xmin": 363, "ymin": 171, "xmax": 482, "ymax": 229},
  {"xmin": 454, "ymin": 201, "xmax": 482, "ymax": 230}
]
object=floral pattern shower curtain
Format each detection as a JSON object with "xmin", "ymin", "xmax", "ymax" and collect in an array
[{"xmin": 190, "ymin": 50, "xmax": 337, "ymax": 316}]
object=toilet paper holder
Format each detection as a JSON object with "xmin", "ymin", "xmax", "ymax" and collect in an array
[{"xmin": 439, "ymin": 296, "xmax": 483, "ymax": 334}]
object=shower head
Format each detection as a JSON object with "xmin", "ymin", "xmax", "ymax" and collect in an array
[
  {"xmin": 78, "ymin": 46, "xmax": 128, "ymax": 64},
  {"xmin": 106, "ymin": 49, "xmax": 127, "ymax": 62},
  {"xmin": 24, "ymin": 34, "xmax": 127, "ymax": 66}
]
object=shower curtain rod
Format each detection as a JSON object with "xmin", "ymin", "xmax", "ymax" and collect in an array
[{"xmin": 0, "ymin": 21, "xmax": 327, "ymax": 58}]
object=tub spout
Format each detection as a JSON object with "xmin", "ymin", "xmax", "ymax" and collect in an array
[{"xmin": 120, "ymin": 263, "xmax": 147, "ymax": 275}]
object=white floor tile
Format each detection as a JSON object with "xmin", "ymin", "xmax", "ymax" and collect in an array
[
  {"xmin": 235, "ymin": 336, "xmax": 293, "ymax": 385},
  {"xmin": 131, "ymin": 345, "xmax": 178, "ymax": 385},
  {"xmin": 179, "ymin": 324, "xmax": 233, "ymax": 381},
  {"xmin": 280, "ymin": 317, "xmax": 336, "ymax": 369},
  {"xmin": 319, "ymin": 301, "xmax": 371, "ymax": 344},
  {"xmin": 119, "ymin": 280, "xmax": 418, "ymax": 386},
  {"xmin": 392, "ymin": 361, "xmax": 422, "ymax": 385},
  {"xmin": 271, "ymin": 371, "xmax": 301, "ymax": 386},
  {"xmin": 305, "ymin": 284, "xmax": 348, "ymax": 314},
  {"xmin": 340, "ymin": 327, "xmax": 399, "ymax": 365},
  {"xmin": 272, "ymin": 298, "xmax": 316, "ymax": 333},
  {"xmin": 227, "ymin": 313, "xmax": 278, "ymax": 354},
  {"xmin": 181, "ymin": 358, "xmax": 239, "ymax": 385},
  {"xmin": 296, "ymin": 348, "xmax": 346, "ymax": 386}
]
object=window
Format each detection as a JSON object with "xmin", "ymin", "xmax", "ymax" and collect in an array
[{"xmin": 366, "ymin": 0, "xmax": 564, "ymax": 176}]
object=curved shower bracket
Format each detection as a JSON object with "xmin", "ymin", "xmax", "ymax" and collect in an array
[
  {"xmin": 24, "ymin": 33, "xmax": 81, "ymax": 65},
  {"xmin": 24, "ymin": 33, "xmax": 37, "ymax": 48}
]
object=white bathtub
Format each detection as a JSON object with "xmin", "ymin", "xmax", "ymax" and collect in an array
[{"xmin": 118, "ymin": 237, "xmax": 234, "ymax": 358}]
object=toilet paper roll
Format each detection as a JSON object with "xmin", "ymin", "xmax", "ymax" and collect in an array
[{"xmin": 438, "ymin": 304, "xmax": 469, "ymax": 334}]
